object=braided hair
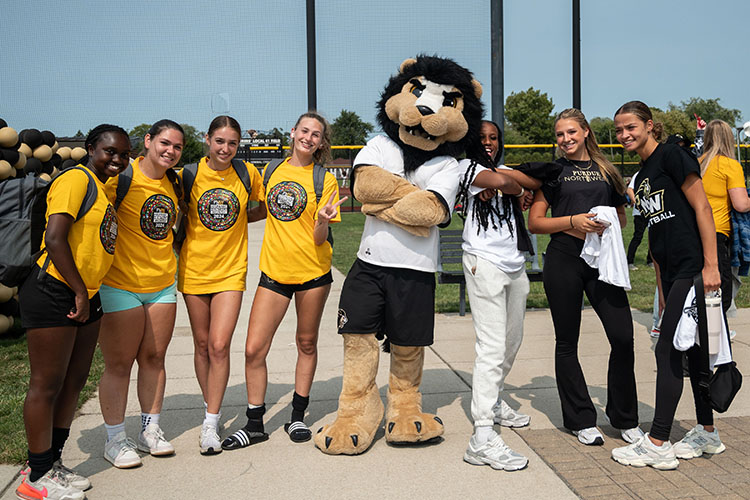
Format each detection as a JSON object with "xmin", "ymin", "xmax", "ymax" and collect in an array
[{"xmin": 455, "ymin": 120, "xmax": 515, "ymax": 236}]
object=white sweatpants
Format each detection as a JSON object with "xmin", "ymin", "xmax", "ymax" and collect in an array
[{"xmin": 463, "ymin": 252, "xmax": 529, "ymax": 427}]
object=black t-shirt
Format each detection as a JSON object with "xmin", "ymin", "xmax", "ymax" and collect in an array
[
  {"xmin": 633, "ymin": 143, "xmax": 702, "ymax": 283},
  {"xmin": 541, "ymin": 158, "xmax": 627, "ymax": 252}
]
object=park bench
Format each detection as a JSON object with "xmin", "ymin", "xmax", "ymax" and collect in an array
[{"xmin": 437, "ymin": 230, "xmax": 543, "ymax": 316}]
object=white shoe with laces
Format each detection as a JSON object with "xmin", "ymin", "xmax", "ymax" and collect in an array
[
  {"xmin": 52, "ymin": 459, "xmax": 90, "ymax": 491},
  {"xmin": 672, "ymin": 424, "xmax": 726, "ymax": 459},
  {"xmin": 493, "ymin": 400, "xmax": 530, "ymax": 428},
  {"xmin": 572, "ymin": 426, "xmax": 604, "ymax": 445},
  {"xmin": 104, "ymin": 431, "xmax": 142, "ymax": 469},
  {"xmin": 611, "ymin": 433, "xmax": 679, "ymax": 470},
  {"xmin": 463, "ymin": 433, "xmax": 528, "ymax": 471},
  {"xmin": 620, "ymin": 426, "xmax": 645, "ymax": 444},
  {"xmin": 199, "ymin": 422, "xmax": 223, "ymax": 455},
  {"xmin": 16, "ymin": 467, "xmax": 84, "ymax": 500},
  {"xmin": 138, "ymin": 423, "xmax": 175, "ymax": 456}
]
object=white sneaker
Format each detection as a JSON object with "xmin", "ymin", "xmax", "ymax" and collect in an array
[
  {"xmin": 650, "ymin": 326, "xmax": 661, "ymax": 338},
  {"xmin": 463, "ymin": 433, "xmax": 528, "ymax": 471},
  {"xmin": 611, "ymin": 433, "xmax": 679, "ymax": 470},
  {"xmin": 672, "ymin": 425, "xmax": 726, "ymax": 459},
  {"xmin": 138, "ymin": 423, "xmax": 175, "ymax": 456},
  {"xmin": 16, "ymin": 468, "xmax": 84, "ymax": 500},
  {"xmin": 620, "ymin": 426, "xmax": 646, "ymax": 444},
  {"xmin": 52, "ymin": 459, "xmax": 90, "ymax": 491},
  {"xmin": 493, "ymin": 400, "xmax": 530, "ymax": 428},
  {"xmin": 104, "ymin": 431, "xmax": 142, "ymax": 469},
  {"xmin": 199, "ymin": 422, "xmax": 223, "ymax": 455},
  {"xmin": 572, "ymin": 426, "xmax": 604, "ymax": 445}
]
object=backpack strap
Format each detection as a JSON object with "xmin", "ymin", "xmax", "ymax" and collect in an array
[
  {"xmin": 114, "ymin": 163, "xmax": 133, "ymax": 211},
  {"xmin": 312, "ymin": 164, "xmax": 326, "ymax": 204},
  {"xmin": 262, "ymin": 158, "xmax": 285, "ymax": 189},
  {"xmin": 231, "ymin": 158, "xmax": 254, "ymax": 195},
  {"xmin": 180, "ymin": 162, "xmax": 199, "ymax": 207}
]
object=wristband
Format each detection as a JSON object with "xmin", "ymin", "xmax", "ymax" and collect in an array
[
  {"xmin": 570, "ymin": 214, "xmax": 574, "ymax": 229},
  {"xmin": 515, "ymin": 186, "xmax": 525, "ymax": 198}
]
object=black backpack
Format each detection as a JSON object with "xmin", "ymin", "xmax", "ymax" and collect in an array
[
  {"xmin": 262, "ymin": 159, "xmax": 333, "ymax": 247},
  {"xmin": 0, "ymin": 167, "xmax": 97, "ymax": 287}
]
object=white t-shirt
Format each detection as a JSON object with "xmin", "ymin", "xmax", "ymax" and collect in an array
[
  {"xmin": 458, "ymin": 159, "xmax": 525, "ymax": 273},
  {"xmin": 628, "ymin": 172, "xmax": 640, "ymax": 216},
  {"xmin": 354, "ymin": 135, "xmax": 459, "ymax": 272}
]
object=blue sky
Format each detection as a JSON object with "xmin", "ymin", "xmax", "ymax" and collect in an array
[{"xmin": 1, "ymin": 0, "xmax": 747, "ymax": 137}]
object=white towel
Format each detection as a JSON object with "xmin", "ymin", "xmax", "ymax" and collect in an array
[
  {"xmin": 580, "ymin": 206, "xmax": 631, "ymax": 290},
  {"xmin": 672, "ymin": 287, "xmax": 732, "ymax": 370}
]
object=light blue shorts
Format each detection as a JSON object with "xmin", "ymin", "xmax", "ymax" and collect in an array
[{"xmin": 99, "ymin": 282, "xmax": 177, "ymax": 313}]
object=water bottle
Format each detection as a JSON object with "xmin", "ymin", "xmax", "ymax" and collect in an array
[{"xmin": 705, "ymin": 290, "xmax": 722, "ymax": 355}]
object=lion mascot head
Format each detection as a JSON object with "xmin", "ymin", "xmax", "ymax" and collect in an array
[{"xmin": 377, "ymin": 55, "xmax": 484, "ymax": 172}]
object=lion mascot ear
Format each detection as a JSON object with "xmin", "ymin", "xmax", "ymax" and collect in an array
[
  {"xmin": 399, "ymin": 58, "xmax": 417, "ymax": 73},
  {"xmin": 471, "ymin": 79, "xmax": 483, "ymax": 99}
]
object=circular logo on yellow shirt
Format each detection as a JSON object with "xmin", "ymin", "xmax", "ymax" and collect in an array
[
  {"xmin": 100, "ymin": 204, "xmax": 118, "ymax": 255},
  {"xmin": 267, "ymin": 181, "xmax": 307, "ymax": 221},
  {"xmin": 197, "ymin": 188, "xmax": 240, "ymax": 231},
  {"xmin": 140, "ymin": 194, "xmax": 176, "ymax": 240}
]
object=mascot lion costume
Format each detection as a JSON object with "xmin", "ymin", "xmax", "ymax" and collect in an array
[{"xmin": 314, "ymin": 55, "xmax": 483, "ymax": 455}]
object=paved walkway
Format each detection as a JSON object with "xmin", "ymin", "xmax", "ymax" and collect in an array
[{"xmin": 1, "ymin": 222, "xmax": 749, "ymax": 499}]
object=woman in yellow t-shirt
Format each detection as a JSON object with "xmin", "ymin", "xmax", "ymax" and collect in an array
[
  {"xmin": 97, "ymin": 120, "xmax": 184, "ymax": 469},
  {"xmin": 222, "ymin": 112, "xmax": 347, "ymax": 450},
  {"xmin": 16, "ymin": 125, "xmax": 129, "ymax": 499},
  {"xmin": 177, "ymin": 115, "xmax": 263, "ymax": 455},
  {"xmin": 699, "ymin": 119, "xmax": 750, "ymax": 313}
]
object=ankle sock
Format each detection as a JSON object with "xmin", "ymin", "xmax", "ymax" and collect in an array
[
  {"xmin": 291, "ymin": 392, "xmax": 309, "ymax": 422},
  {"xmin": 474, "ymin": 425, "xmax": 495, "ymax": 444},
  {"xmin": 51, "ymin": 427, "xmax": 70, "ymax": 463},
  {"xmin": 244, "ymin": 403, "xmax": 265, "ymax": 433},
  {"xmin": 141, "ymin": 413, "xmax": 160, "ymax": 431},
  {"xmin": 105, "ymin": 422, "xmax": 126, "ymax": 442},
  {"xmin": 204, "ymin": 411, "xmax": 220, "ymax": 428},
  {"xmin": 27, "ymin": 448, "xmax": 53, "ymax": 483}
]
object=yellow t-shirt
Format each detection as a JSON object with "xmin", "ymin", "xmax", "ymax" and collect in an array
[
  {"xmin": 178, "ymin": 157, "xmax": 262, "ymax": 294},
  {"xmin": 103, "ymin": 157, "xmax": 178, "ymax": 292},
  {"xmin": 259, "ymin": 159, "xmax": 340, "ymax": 284},
  {"xmin": 702, "ymin": 155, "xmax": 747, "ymax": 236},
  {"xmin": 36, "ymin": 165, "xmax": 117, "ymax": 298}
]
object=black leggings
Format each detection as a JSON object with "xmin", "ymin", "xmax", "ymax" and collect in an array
[
  {"xmin": 650, "ymin": 278, "xmax": 713, "ymax": 441},
  {"xmin": 543, "ymin": 235, "xmax": 638, "ymax": 431}
]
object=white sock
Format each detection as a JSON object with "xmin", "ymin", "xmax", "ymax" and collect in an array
[
  {"xmin": 474, "ymin": 425, "xmax": 495, "ymax": 444},
  {"xmin": 141, "ymin": 413, "xmax": 160, "ymax": 430},
  {"xmin": 204, "ymin": 412, "xmax": 220, "ymax": 427},
  {"xmin": 105, "ymin": 422, "xmax": 126, "ymax": 442}
]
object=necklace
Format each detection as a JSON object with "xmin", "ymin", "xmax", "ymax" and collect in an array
[{"xmin": 570, "ymin": 157, "xmax": 592, "ymax": 170}]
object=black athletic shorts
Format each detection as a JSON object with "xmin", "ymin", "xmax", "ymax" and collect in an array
[
  {"xmin": 19, "ymin": 265, "xmax": 103, "ymax": 329},
  {"xmin": 258, "ymin": 271, "xmax": 333, "ymax": 299},
  {"xmin": 337, "ymin": 258, "xmax": 435, "ymax": 346}
]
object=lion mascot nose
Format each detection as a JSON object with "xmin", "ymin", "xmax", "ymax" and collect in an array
[{"xmin": 416, "ymin": 105, "xmax": 434, "ymax": 116}]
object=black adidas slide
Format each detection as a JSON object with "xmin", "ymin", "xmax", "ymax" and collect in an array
[
  {"xmin": 221, "ymin": 428, "xmax": 269, "ymax": 450},
  {"xmin": 284, "ymin": 421, "xmax": 312, "ymax": 443}
]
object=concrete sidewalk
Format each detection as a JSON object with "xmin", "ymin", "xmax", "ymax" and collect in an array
[{"xmin": 2, "ymin": 222, "xmax": 749, "ymax": 499}]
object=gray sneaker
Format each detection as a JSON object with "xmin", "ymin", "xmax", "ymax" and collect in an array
[
  {"xmin": 463, "ymin": 433, "xmax": 528, "ymax": 471},
  {"xmin": 493, "ymin": 400, "xmax": 530, "ymax": 428},
  {"xmin": 611, "ymin": 433, "xmax": 679, "ymax": 470},
  {"xmin": 104, "ymin": 431, "xmax": 142, "ymax": 469},
  {"xmin": 52, "ymin": 459, "xmax": 91, "ymax": 491},
  {"xmin": 672, "ymin": 425, "xmax": 726, "ymax": 459}
]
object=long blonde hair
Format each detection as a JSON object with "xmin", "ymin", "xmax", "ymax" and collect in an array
[
  {"xmin": 699, "ymin": 119, "xmax": 736, "ymax": 175},
  {"xmin": 554, "ymin": 108, "xmax": 626, "ymax": 195}
]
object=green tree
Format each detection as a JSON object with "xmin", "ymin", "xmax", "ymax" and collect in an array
[
  {"xmin": 652, "ymin": 108, "xmax": 693, "ymax": 142},
  {"xmin": 504, "ymin": 87, "xmax": 555, "ymax": 144},
  {"xmin": 675, "ymin": 97, "xmax": 741, "ymax": 127},
  {"xmin": 255, "ymin": 127, "xmax": 289, "ymax": 147},
  {"xmin": 128, "ymin": 123, "xmax": 204, "ymax": 165},
  {"xmin": 330, "ymin": 110, "xmax": 373, "ymax": 146}
]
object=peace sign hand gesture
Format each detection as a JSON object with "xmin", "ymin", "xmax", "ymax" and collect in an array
[{"xmin": 318, "ymin": 191, "xmax": 348, "ymax": 223}]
